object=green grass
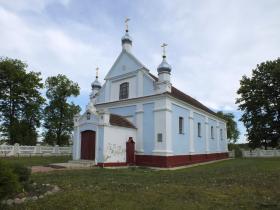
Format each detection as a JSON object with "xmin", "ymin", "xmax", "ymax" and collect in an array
[
  {"xmin": 2, "ymin": 158, "xmax": 280, "ymax": 210},
  {"xmin": 0, "ymin": 156, "xmax": 71, "ymax": 167}
]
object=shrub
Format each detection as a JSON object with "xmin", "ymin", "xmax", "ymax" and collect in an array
[
  {"xmin": 0, "ymin": 161, "xmax": 20, "ymax": 200},
  {"xmin": 11, "ymin": 163, "xmax": 31, "ymax": 183}
]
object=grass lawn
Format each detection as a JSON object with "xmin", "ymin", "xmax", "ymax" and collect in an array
[
  {"xmin": 1, "ymin": 156, "xmax": 71, "ymax": 167},
  {"xmin": 2, "ymin": 158, "xmax": 280, "ymax": 210}
]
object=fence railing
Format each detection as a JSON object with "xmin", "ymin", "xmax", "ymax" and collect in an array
[
  {"xmin": 242, "ymin": 149, "xmax": 280, "ymax": 158},
  {"xmin": 0, "ymin": 143, "xmax": 72, "ymax": 157}
]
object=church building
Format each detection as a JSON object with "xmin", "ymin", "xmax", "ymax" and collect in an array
[{"xmin": 72, "ymin": 20, "xmax": 229, "ymax": 168}]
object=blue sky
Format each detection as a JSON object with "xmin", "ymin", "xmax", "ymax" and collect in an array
[{"xmin": 1, "ymin": 0, "xmax": 280, "ymax": 143}]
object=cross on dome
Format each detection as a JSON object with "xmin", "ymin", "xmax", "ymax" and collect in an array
[
  {"xmin": 157, "ymin": 42, "xmax": 171, "ymax": 73},
  {"xmin": 125, "ymin": 17, "xmax": 130, "ymax": 32},
  {"xmin": 96, "ymin": 67, "xmax": 99, "ymax": 79},
  {"xmin": 161, "ymin": 43, "xmax": 168, "ymax": 58}
]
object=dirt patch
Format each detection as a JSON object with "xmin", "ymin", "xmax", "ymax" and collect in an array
[{"xmin": 31, "ymin": 166, "xmax": 65, "ymax": 173}]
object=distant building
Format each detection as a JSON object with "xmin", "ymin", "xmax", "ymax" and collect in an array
[{"xmin": 72, "ymin": 21, "xmax": 228, "ymax": 167}]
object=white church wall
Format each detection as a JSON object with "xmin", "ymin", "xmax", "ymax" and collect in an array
[
  {"xmin": 219, "ymin": 121, "xmax": 228, "ymax": 152},
  {"xmin": 169, "ymin": 96, "xmax": 228, "ymax": 155},
  {"xmin": 103, "ymin": 126, "xmax": 136, "ymax": 163},
  {"xmin": 152, "ymin": 98, "xmax": 173, "ymax": 156}
]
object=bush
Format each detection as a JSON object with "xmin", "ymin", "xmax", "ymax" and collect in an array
[
  {"xmin": 0, "ymin": 161, "xmax": 20, "ymax": 200},
  {"xmin": 11, "ymin": 163, "xmax": 31, "ymax": 183}
]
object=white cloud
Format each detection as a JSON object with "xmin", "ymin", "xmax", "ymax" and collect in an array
[
  {"xmin": 0, "ymin": 4, "xmax": 111, "ymax": 93},
  {"xmin": 0, "ymin": 0, "xmax": 70, "ymax": 13}
]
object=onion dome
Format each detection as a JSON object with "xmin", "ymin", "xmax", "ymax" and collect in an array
[
  {"xmin": 91, "ymin": 67, "xmax": 101, "ymax": 90},
  {"xmin": 157, "ymin": 55, "xmax": 172, "ymax": 73},
  {"xmin": 91, "ymin": 78, "xmax": 101, "ymax": 89},
  {"xmin": 121, "ymin": 30, "xmax": 132, "ymax": 45}
]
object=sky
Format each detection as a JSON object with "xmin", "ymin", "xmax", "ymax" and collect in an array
[{"xmin": 0, "ymin": 0, "xmax": 280, "ymax": 143}]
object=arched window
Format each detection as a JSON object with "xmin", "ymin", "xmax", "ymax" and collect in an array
[
  {"xmin": 179, "ymin": 116, "xmax": 184, "ymax": 134},
  {"xmin": 119, "ymin": 82, "xmax": 129, "ymax": 99},
  {"xmin": 86, "ymin": 112, "xmax": 91, "ymax": 120},
  {"xmin": 198, "ymin": 122, "xmax": 201, "ymax": 137},
  {"xmin": 211, "ymin": 126, "xmax": 214, "ymax": 139},
  {"xmin": 220, "ymin": 129, "xmax": 223, "ymax": 140}
]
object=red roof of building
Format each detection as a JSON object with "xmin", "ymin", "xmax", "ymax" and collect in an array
[
  {"xmin": 109, "ymin": 114, "xmax": 136, "ymax": 129},
  {"xmin": 148, "ymin": 73, "xmax": 218, "ymax": 117}
]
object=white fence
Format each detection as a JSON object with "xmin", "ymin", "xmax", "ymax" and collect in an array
[
  {"xmin": 0, "ymin": 143, "xmax": 72, "ymax": 157},
  {"xmin": 228, "ymin": 150, "xmax": 235, "ymax": 158},
  {"xmin": 242, "ymin": 149, "xmax": 280, "ymax": 158}
]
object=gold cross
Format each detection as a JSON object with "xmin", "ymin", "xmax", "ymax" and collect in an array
[
  {"xmin": 96, "ymin": 67, "xmax": 99, "ymax": 78},
  {"xmin": 125, "ymin": 17, "xmax": 130, "ymax": 31},
  {"xmin": 161, "ymin": 43, "xmax": 168, "ymax": 57}
]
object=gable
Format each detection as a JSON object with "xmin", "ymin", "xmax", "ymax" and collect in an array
[{"xmin": 105, "ymin": 50, "xmax": 144, "ymax": 80}]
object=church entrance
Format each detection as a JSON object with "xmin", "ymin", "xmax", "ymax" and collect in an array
[
  {"xmin": 126, "ymin": 137, "xmax": 135, "ymax": 165},
  {"xmin": 81, "ymin": 130, "xmax": 96, "ymax": 160}
]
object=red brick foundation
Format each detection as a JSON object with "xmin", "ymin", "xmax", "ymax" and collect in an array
[
  {"xmin": 96, "ymin": 153, "xmax": 229, "ymax": 168},
  {"xmin": 135, "ymin": 152, "xmax": 229, "ymax": 168},
  {"xmin": 97, "ymin": 162, "xmax": 128, "ymax": 167}
]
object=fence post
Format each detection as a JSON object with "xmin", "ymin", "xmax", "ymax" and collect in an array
[
  {"xmin": 241, "ymin": 149, "xmax": 245, "ymax": 157},
  {"xmin": 14, "ymin": 143, "xmax": 20, "ymax": 157},
  {"xmin": 274, "ymin": 149, "xmax": 277, "ymax": 157},
  {"xmin": 256, "ymin": 149, "xmax": 261, "ymax": 157},
  {"xmin": 35, "ymin": 144, "xmax": 41, "ymax": 155},
  {"xmin": 54, "ymin": 145, "xmax": 60, "ymax": 155}
]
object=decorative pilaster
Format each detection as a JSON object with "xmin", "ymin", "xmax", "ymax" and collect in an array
[
  {"xmin": 205, "ymin": 118, "xmax": 209, "ymax": 154},
  {"xmin": 152, "ymin": 98, "xmax": 173, "ymax": 155},
  {"xmin": 105, "ymin": 81, "xmax": 111, "ymax": 102},
  {"xmin": 216, "ymin": 122, "xmax": 220, "ymax": 153},
  {"xmin": 189, "ymin": 111, "xmax": 195, "ymax": 154},
  {"xmin": 136, "ymin": 104, "xmax": 144, "ymax": 154},
  {"xmin": 137, "ymin": 70, "xmax": 143, "ymax": 97}
]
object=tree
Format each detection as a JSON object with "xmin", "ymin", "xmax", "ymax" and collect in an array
[
  {"xmin": 0, "ymin": 57, "xmax": 45, "ymax": 145},
  {"xmin": 216, "ymin": 111, "xmax": 240, "ymax": 143},
  {"xmin": 43, "ymin": 74, "xmax": 80, "ymax": 146},
  {"xmin": 236, "ymin": 58, "xmax": 280, "ymax": 149}
]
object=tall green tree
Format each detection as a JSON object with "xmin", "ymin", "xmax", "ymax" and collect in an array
[
  {"xmin": 43, "ymin": 74, "xmax": 80, "ymax": 146},
  {"xmin": 216, "ymin": 111, "xmax": 240, "ymax": 143},
  {"xmin": 0, "ymin": 57, "xmax": 45, "ymax": 145},
  {"xmin": 236, "ymin": 58, "xmax": 280, "ymax": 149}
]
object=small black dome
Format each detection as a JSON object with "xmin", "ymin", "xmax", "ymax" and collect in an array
[
  {"xmin": 157, "ymin": 56, "xmax": 172, "ymax": 73},
  {"xmin": 91, "ymin": 78, "xmax": 101, "ymax": 89},
  {"xmin": 121, "ymin": 30, "xmax": 132, "ymax": 45}
]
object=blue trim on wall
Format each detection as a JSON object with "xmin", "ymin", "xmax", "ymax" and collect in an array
[
  {"xmin": 109, "ymin": 105, "xmax": 137, "ymax": 124},
  {"xmin": 193, "ymin": 112, "xmax": 206, "ymax": 154},
  {"xmin": 143, "ymin": 74, "xmax": 154, "ymax": 96},
  {"xmin": 143, "ymin": 103, "xmax": 154, "ymax": 155},
  {"xmin": 171, "ymin": 104, "xmax": 190, "ymax": 155},
  {"xmin": 208, "ymin": 118, "xmax": 217, "ymax": 152}
]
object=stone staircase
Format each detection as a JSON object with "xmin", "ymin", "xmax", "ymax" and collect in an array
[
  {"xmin": 49, "ymin": 160, "xmax": 96, "ymax": 169},
  {"xmin": 68, "ymin": 160, "xmax": 96, "ymax": 168}
]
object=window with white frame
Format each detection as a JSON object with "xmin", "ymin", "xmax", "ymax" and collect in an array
[
  {"xmin": 119, "ymin": 82, "xmax": 129, "ymax": 99},
  {"xmin": 157, "ymin": 133, "xmax": 163, "ymax": 142},
  {"xmin": 198, "ymin": 122, "xmax": 201, "ymax": 137},
  {"xmin": 179, "ymin": 116, "xmax": 184, "ymax": 134}
]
